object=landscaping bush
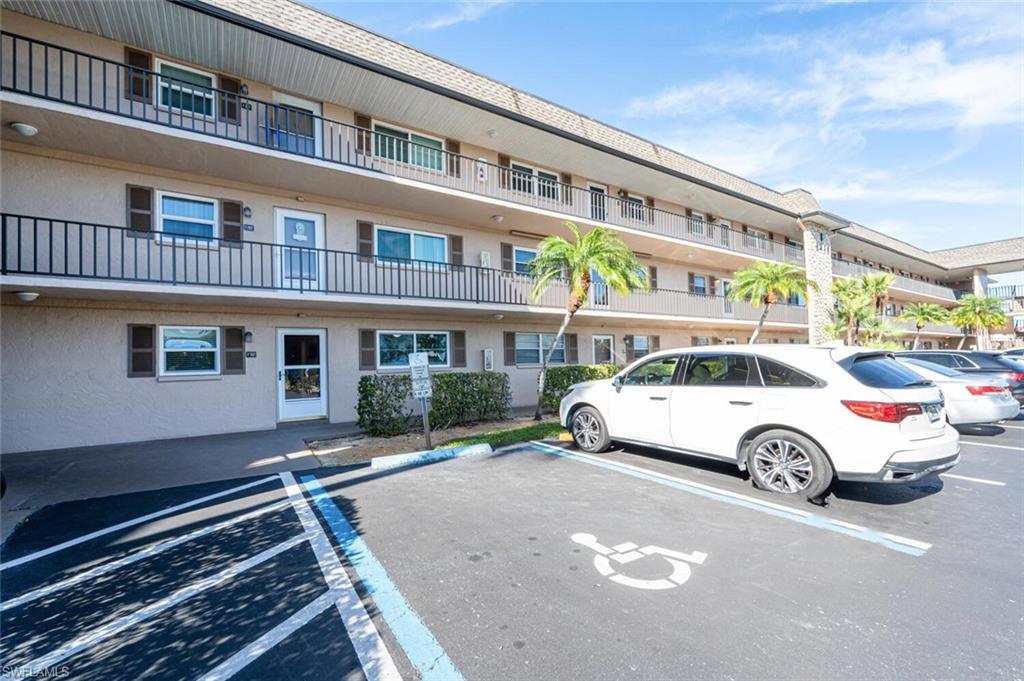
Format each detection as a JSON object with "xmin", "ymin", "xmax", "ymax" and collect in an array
[
  {"xmin": 356, "ymin": 374, "xmax": 412, "ymax": 437},
  {"xmin": 542, "ymin": 364, "xmax": 621, "ymax": 411}
]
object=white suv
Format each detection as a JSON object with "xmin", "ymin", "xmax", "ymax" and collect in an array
[{"xmin": 559, "ymin": 345, "xmax": 960, "ymax": 499}]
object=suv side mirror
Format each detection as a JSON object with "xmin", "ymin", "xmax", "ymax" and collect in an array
[{"xmin": 612, "ymin": 375, "xmax": 623, "ymax": 389}]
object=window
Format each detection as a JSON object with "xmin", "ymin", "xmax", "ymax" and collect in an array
[
  {"xmin": 692, "ymin": 275, "xmax": 708, "ymax": 295},
  {"xmin": 788, "ymin": 291, "xmax": 806, "ymax": 306},
  {"xmin": 515, "ymin": 333, "xmax": 564, "ymax": 365},
  {"xmin": 694, "ymin": 337, "xmax": 711, "ymax": 347},
  {"xmin": 510, "ymin": 163, "xmax": 560, "ymax": 200},
  {"xmin": 160, "ymin": 326, "xmax": 219, "ymax": 376},
  {"xmin": 633, "ymin": 335, "xmax": 651, "ymax": 358},
  {"xmin": 377, "ymin": 331, "xmax": 449, "ymax": 368},
  {"xmin": 624, "ymin": 356, "xmax": 679, "ymax": 386},
  {"xmin": 593, "ymin": 335, "xmax": 614, "ymax": 365},
  {"xmin": 157, "ymin": 192, "xmax": 217, "ymax": 240},
  {"xmin": 156, "ymin": 59, "xmax": 215, "ymax": 117},
  {"xmin": 373, "ymin": 123, "xmax": 444, "ymax": 171},
  {"xmin": 375, "ymin": 225, "xmax": 447, "ymax": 264},
  {"xmin": 723, "ymin": 337, "xmax": 737, "ymax": 345},
  {"xmin": 513, "ymin": 247, "xmax": 537, "ymax": 275},
  {"xmin": 623, "ymin": 195, "xmax": 645, "ymax": 221},
  {"xmin": 683, "ymin": 354, "xmax": 755, "ymax": 386},
  {"xmin": 911, "ymin": 353, "xmax": 957, "ymax": 368},
  {"xmin": 845, "ymin": 355, "xmax": 931, "ymax": 389},
  {"xmin": 757, "ymin": 358, "xmax": 818, "ymax": 387}
]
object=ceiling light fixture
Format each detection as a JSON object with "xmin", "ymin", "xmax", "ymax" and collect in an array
[
  {"xmin": 14, "ymin": 291, "xmax": 39, "ymax": 302},
  {"xmin": 10, "ymin": 122, "xmax": 38, "ymax": 137},
  {"xmin": 491, "ymin": 214, "xmax": 504, "ymax": 223},
  {"xmin": 486, "ymin": 129, "xmax": 498, "ymax": 138}
]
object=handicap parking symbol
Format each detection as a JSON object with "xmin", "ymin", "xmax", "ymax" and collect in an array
[{"xmin": 571, "ymin": 533, "xmax": 708, "ymax": 591}]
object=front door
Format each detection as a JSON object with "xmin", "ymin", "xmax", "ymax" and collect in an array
[
  {"xmin": 278, "ymin": 329, "xmax": 328, "ymax": 421},
  {"xmin": 276, "ymin": 208, "xmax": 325, "ymax": 292},
  {"xmin": 721, "ymin": 278, "xmax": 733, "ymax": 316}
]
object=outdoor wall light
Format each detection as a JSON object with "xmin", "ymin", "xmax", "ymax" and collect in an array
[
  {"xmin": 239, "ymin": 83, "xmax": 250, "ymax": 95},
  {"xmin": 242, "ymin": 206, "xmax": 253, "ymax": 218},
  {"xmin": 486, "ymin": 128, "xmax": 498, "ymax": 138},
  {"xmin": 494, "ymin": 314, "xmax": 504, "ymax": 321},
  {"xmin": 10, "ymin": 122, "xmax": 38, "ymax": 137},
  {"xmin": 14, "ymin": 291, "xmax": 39, "ymax": 302},
  {"xmin": 491, "ymin": 214, "xmax": 504, "ymax": 223},
  {"xmin": 243, "ymin": 331, "xmax": 254, "ymax": 344}
]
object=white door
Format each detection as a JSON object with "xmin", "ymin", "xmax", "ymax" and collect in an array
[
  {"xmin": 669, "ymin": 353, "xmax": 763, "ymax": 459},
  {"xmin": 276, "ymin": 208, "xmax": 326, "ymax": 292},
  {"xmin": 721, "ymin": 278, "xmax": 734, "ymax": 316},
  {"xmin": 278, "ymin": 328, "xmax": 328, "ymax": 421},
  {"xmin": 588, "ymin": 183, "xmax": 608, "ymax": 222},
  {"xmin": 590, "ymin": 267, "xmax": 609, "ymax": 308},
  {"xmin": 607, "ymin": 354, "xmax": 682, "ymax": 446},
  {"xmin": 593, "ymin": 335, "xmax": 615, "ymax": 364}
]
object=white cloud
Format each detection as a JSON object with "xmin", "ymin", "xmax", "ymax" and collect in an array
[
  {"xmin": 805, "ymin": 178, "xmax": 1021, "ymax": 205},
  {"xmin": 408, "ymin": 0, "xmax": 511, "ymax": 32}
]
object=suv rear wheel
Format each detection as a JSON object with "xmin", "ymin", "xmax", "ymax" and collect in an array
[
  {"xmin": 747, "ymin": 429, "xmax": 833, "ymax": 500},
  {"xmin": 570, "ymin": 406, "xmax": 611, "ymax": 453}
]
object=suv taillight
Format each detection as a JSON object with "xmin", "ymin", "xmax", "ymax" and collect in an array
[
  {"xmin": 842, "ymin": 400, "xmax": 923, "ymax": 423},
  {"xmin": 1009, "ymin": 372, "xmax": 1024, "ymax": 383},
  {"xmin": 967, "ymin": 385, "xmax": 1008, "ymax": 396}
]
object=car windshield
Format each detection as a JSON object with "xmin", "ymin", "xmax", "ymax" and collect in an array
[
  {"xmin": 847, "ymin": 354, "xmax": 934, "ymax": 388},
  {"xmin": 900, "ymin": 358, "xmax": 963, "ymax": 378}
]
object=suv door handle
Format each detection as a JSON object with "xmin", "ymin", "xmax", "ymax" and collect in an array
[
  {"xmin": 729, "ymin": 400, "xmax": 753, "ymax": 406},
  {"xmin": 650, "ymin": 396, "xmax": 668, "ymax": 401}
]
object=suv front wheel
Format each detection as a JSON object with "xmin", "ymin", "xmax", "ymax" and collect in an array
[
  {"xmin": 747, "ymin": 429, "xmax": 833, "ymax": 500},
  {"xmin": 570, "ymin": 406, "xmax": 611, "ymax": 453}
]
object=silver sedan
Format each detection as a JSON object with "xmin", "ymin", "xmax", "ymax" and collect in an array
[{"xmin": 897, "ymin": 357, "xmax": 1020, "ymax": 425}]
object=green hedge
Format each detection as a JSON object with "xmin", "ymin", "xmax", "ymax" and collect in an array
[
  {"xmin": 541, "ymin": 364, "xmax": 621, "ymax": 410},
  {"xmin": 356, "ymin": 371, "xmax": 512, "ymax": 436}
]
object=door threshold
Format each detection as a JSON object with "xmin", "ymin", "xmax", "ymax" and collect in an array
[{"xmin": 278, "ymin": 416, "xmax": 328, "ymax": 424}]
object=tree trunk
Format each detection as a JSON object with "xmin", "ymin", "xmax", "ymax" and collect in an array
[
  {"xmin": 534, "ymin": 308, "xmax": 577, "ymax": 420},
  {"xmin": 749, "ymin": 302, "xmax": 772, "ymax": 344},
  {"xmin": 846, "ymin": 314, "xmax": 855, "ymax": 346},
  {"xmin": 913, "ymin": 322, "xmax": 923, "ymax": 350},
  {"xmin": 957, "ymin": 332, "xmax": 967, "ymax": 350}
]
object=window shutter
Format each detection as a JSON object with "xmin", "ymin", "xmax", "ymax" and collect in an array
[
  {"xmin": 497, "ymin": 154, "xmax": 511, "ymax": 188},
  {"xmin": 651, "ymin": 336, "xmax": 660, "ymax": 353},
  {"xmin": 691, "ymin": 336, "xmax": 699, "ymax": 347},
  {"xmin": 124, "ymin": 47, "xmax": 152, "ymax": 103},
  {"xmin": 645, "ymin": 196, "xmax": 655, "ymax": 223},
  {"xmin": 221, "ymin": 199, "xmax": 243, "ymax": 242},
  {"xmin": 565, "ymin": 333, "xmax": 579, "ymax": 364},
  {"xmin": 560, "ymin": 172, "xmax": 573, "ymax": 205},
  {"xmin": 624, "ymin": 335, "xmax": 634, "ymax": 362},
  {"xmin": 354, "ymin": 112, "xmax": 372, "ymax": 155},
  {"xmin": 712, "ymin": 337, "xmax": 721, "ymax": 345},
  {"xmin": 504, "ymin": 331, "xmax": 516, "ymax": 366},
  {"xmin": 688, "ymin": 272, "xmax": 695, "ymax": 293},
  {"xmin": 126, "ymin": 185, "xmax": 153, "ymax": 232},
  {"xmin": 359, "ymin": 329, "xmax": 376, "ymax": 370},
  {"xmin": 709, "ymin": 277, "xmax": 717, "ymax": 296},
  {"xmin": 357, "ymin": 220, "xmax": 374, "ymax": 260},
  {"xmin": 127, "ymin": 324, "xmax": 156, "ymax": 378},
  {"xmin": 452, "ymin": 330, "xmax": 467, "ymax": 367},
  {"xmin": 445, "ymin": 139, "xmax": 461, "ymax": 177},
  {"xmin": 218, "ymin": 75, "xmax": 241, "ymax": 124},
  {"xmin": 448, "ymin": 235, "xmax": 464, "ymax": 267},
  {"xmin": 222, "ymin": 326, "xmax": 245, "ymax": 374},
  {"xmin": 500, "ymin": 242, "xmax": 513, "ymax": 271},
  {"xmin": 648, "ymin": 266, "xmax": 658, "ymax": 290}
]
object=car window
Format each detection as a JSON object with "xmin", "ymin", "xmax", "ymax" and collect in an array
[
  {"xmin": 847, "ymin": 355, "xmax": 932, "ymax": 388},
  {"xmin": 757, "ymin": 358, "xmax": 818, "ymax": 387},
  {"xmin": 623, "ymin": 356, "xmax": 680, "ymax": 386},
  {"xmin": 967, "ymin": 354, "xmax": 1006, "ymax": 369},
  {"xmin": 683, "ymin": 354, "xmax": 754, "ymax": 386},
  {"xmin": 901, "ymin": 358, "xmax": 962, "ymax": 378},
  {"xmin": 913, "ymin": 353, "xmax": 957, "ymax": 368}
]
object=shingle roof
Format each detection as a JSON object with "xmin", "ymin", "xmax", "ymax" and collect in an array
[{"xmin": 841, "ymin": 224, "xmax": 1024, "ymax": 270}]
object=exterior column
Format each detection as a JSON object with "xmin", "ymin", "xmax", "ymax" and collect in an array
[
  {"xmin": 800, "ymin": 221, "xmax": 835, "ymax": 345},
  {"xmin": 972, "ymin": 269, "xmax": 989, "ymax": 296}
]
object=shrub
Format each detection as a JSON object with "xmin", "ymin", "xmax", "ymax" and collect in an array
[
  {"xmin": 356, "ymin": 374, "xmax": 412, "ymax": 437},
  {"xmin": 542, "ymin": 364, "xmax": 621, "ymax": 410}
]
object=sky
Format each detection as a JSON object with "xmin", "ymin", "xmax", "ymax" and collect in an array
[{"xmin": 305, "ymin": 0, "xmax": 1024, "ymax": 256}]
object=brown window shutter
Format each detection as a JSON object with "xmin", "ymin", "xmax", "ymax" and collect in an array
[
  {"xmin": 127, "ymin": 324, "xmax": 156, "ymax": 377},
  {"xmin": 691, "ymin": 336, "xmax": 699, "ymax": 347},
  {"xmin": 497, "ymin": 154, "xmax": 511, "ymax": 188},
  {"xmin": 500, "ymin": 242, "xmax": 513, "ymax": 271},
  {"xmin": 688, "ymin": 272, "xmax": 695, "ymax": 293},
  {"xmin": 221, "ymin": 199, "xmax": 243, "ymax": 242},
  {"xmin": 357, "ymin": 220, "xmax": 374, "ymax": 259},
  {"xmin": 124, "ymin": 47, "xmax": 152, "ymax": 103},
  {"xmin": 648, "ymin": 266, "xmax": 658, "ymax": 290},
  {"xmin": 452, "ymin": 330, "xmax": 467, "ymax": 367},
  {"xmin": 218, "ymin": 75, "xmax": 241, "ymax": 124},
  {"xmin": 709, "ymin": 277, "xmax": 717, "ymax": 296},
  {"xmin": 504, "ymin": 331, "xmax": 516, "ymax": 366},
  {"xmin": 448, "ymin": 235, "xmax": 464, "ymax": 267},
  {"xmin": 565, "ymin": 333, "xmax": 579, "ymax": 364},
  {"xmin": 651, "ymin": 336, "xmax": 660, "ymax": 353},
  {"xmin": 445, "ymin": 139, "xmax": 461, "ymax": 177},
  {"xmin": 624, "ymin": 335, "xmax": 634, "ymax": 362},
  {"xmin": 560, "ymin": 172, "xmax": 573, "ymax": 205},
  {"xmin": 126, "ymin": 185, "xmax": 153, "ymax": 232},
  {"xmin": 645, "ymin": 196, "xmax": 655, "ymax": 223},
  {"xmin": 222, "ymin": 326, "xmax": 246, "ymax": 374},
  {"xmin": 359, "ymin": 329, "xmax": 376, "ymax": 370},
  {"xmin": 354, "ymin": 113, "xmax": 372, "ymax": 154},
  {"xmin": 712, "ymin": 336, "xmax": 721, "ymax": 345}
]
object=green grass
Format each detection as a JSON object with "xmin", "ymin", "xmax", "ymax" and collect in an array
[{"xmin": 435, "ymin": 421, "xmax": 566, "ymax": 450}]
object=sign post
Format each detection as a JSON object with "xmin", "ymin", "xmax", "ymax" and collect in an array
[{"xmin": 409, "ymin": 352, "xmax": 433, "ymax": 449}]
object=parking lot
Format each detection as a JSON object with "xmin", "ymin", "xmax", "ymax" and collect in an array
[{"xmin": 2, "ymin": 420, "xmax": 1021, "ymax": 680}]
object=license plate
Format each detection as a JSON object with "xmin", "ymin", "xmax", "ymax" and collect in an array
[{"xmin": 923, "ymin": 403, "xmax": 941, "ymax": 422}]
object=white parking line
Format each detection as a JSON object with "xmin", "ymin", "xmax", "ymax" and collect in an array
[
  {"xmin": 941, "ymin": 473, "xmax": 1006, "ymax": 486},
  {"xmin": 1, "ymin": 500, "xmax": 290, "ymax": 612},
  {"xmin": 0, "ymin": 475, "xmax": 279, "ymax": 572},
  {"xmin": 2, "ymin": 535, "xmax": 306, "ymax": 679},
  {"xmin": 959, "ymin": 441, "xmax": 1024, "ymax": 451}
]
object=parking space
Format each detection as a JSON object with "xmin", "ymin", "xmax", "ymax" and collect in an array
[{"xmin": 2, "ymin": 421, "xmax": 1021, "ymax": 680}]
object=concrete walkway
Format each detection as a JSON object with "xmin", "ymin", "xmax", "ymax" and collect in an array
[{"xmin": 0, "ymin": 420, "xmax": 359, "ymax": 543}]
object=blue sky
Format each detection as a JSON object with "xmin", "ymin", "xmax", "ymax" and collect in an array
[{"xmin": 307, "ymin": 1, "xmax": 1023, "ymax": 254}]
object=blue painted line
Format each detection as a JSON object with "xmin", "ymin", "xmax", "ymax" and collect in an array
[
  {"xmin": 299, "ymin": 475, "xmax": 464, "ymax": 681},
  {"xmin": 527, "ymin": 441, "xmax": 927, "ymax": 557},
  {"xmin": 371, "ymin": 443, "xmax": 492, "ymax": 471}
]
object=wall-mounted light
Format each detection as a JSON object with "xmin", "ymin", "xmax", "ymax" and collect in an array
[
  {"xmin": 242, "ymin": 206, "xmax": 253, "ymax": 218},
  {"xmin": 295, "ymin": 196, "xmax": 306, "ymax": 203},
  {"xmin": 14, "ymin": 291, "xmax": 39, "ymax": 302},
  {"xmin": 243, "ymin": 330, "xmax": 254, "ymax": 344},
  {"xmin": 239, "ymin": 83, "xmax": 250, "ymax": 96},
  {"xmin": 491, "ymin": 214, "xmax": 504, "ymax": 224},
  {"xmin": 494, "ymin": 314, "xmax": 504, "ymax": 321},
  {"xmin": 486, "ymin": 129, "xmax": 498, "ymax": 138},
  {"xmin": 10, "ymin": 122, "xmax": 38, "ymax": 137}
]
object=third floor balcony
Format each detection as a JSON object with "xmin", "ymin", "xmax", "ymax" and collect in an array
[{"xmin": 831, "ymin": 257, "xmax": 956, "ymax": 302}]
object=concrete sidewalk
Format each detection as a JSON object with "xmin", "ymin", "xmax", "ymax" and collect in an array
[{"xmin": 0, "ymin": 420, "xmax": 359, "ymax": 543}]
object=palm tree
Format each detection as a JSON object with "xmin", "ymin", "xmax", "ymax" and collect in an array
[
  {"xmin": 860, "ymin": 317, "xmax": 904, "ymax": 348},
  {"xmin": 898, "ymin": 303, "xmax": 949, "ymax": 350},
  {"xmin": 530, "ymin": 221, "xmax": 648, "ymax": 419},
  {"xmin": 831, "ymin": 278, "xmax": 872, "ymax": 345},
  {"xmin": 949, "ymin": 295, "xmax": 1008, "ymax": 350},
  {"xmin": 727, "ymin": 261, "xmax": 818, "ymax": 344},
  {"xmin": 860, "ymin": 272, "xmax": 896, "ymax": 316}
]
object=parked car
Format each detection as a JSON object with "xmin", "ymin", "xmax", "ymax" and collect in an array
[
  {"xmin": 895, "ymin": 351, "xmax": 1024, "ymax": 405},
  {"xmin": 999, "ymin": 348, "xmax": 1024, "ymax": 358},
  {"xmin": 896, "ymin": 357, "xmax": 1019, "ymax": 425},
  {"xmin": 560, "ymin": 345, "xmax": 959, "ymax": 500}
]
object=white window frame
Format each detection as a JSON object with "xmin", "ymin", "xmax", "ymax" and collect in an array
[
  {"xmin": 155, "ymin": 190, "xmax": 219, "ymax": 246},
  {"xmin": 371, "ymin": 121, "xmax": 445, "ymax": 173},
  {"xmin": 694, "ymin": 337, "xmax": 711, "ymax": 347},
  {"xmin": 513, "ymin": 246, "xmax": 537, "ymax": 276},
  {"xmin": 723, "ymin": 337, "xmax": 737, "ymax": 345},
  {"xmin": 373, "ymin": 224, "xmax": 448, "ymax": 267},
  {"xmin": 159, "ymin": 325, "xmax": 220, "ymax": 377},
  {"xmin": 593, "ymin": 334, "xmax": 615, "ymax": 365},
  {"xmin": 154, "ymin": 58, "xmax": 216, "ymax": 120},
  {"xmin": 509, "ymin": 161, "xmax": 561, "ymax": 201},
  {"xmin": 376, "ymin": 330, "xmax": 451, "ymax": 370},
  {"xmin": 515, "ymin": 332, "xmax": 565, "ymax": 366}
]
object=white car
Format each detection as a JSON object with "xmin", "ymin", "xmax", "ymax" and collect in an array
[
  {"xmin": 896, "ymin": 357, "xmax": 1019, "ymax": 425},
  {"xmin": 559, "ymin": 345, "xmax": 960, "ymax": 499}
]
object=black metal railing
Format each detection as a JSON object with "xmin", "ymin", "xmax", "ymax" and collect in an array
[
  {"xmin": 0, "ymin": 214, "xmax": 809, "ymax": 325},
  {"xmin": 0, "ymin": 32, "xmax": 806, "ymax": 265}
]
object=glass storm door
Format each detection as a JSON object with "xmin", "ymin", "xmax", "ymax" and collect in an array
[
  {"xmin": 722, "ymin": 278, "xmax": 734, "ymax": 316},
  {"xmin": 278, "ymin": 329, "xmax": 327, "ymax": 421},
  {"xmin": 275, "ymin": 208, "xmax": 325, "ymax": 292},
  {"xmin": 589, "ymin": 184, "xmax": 608, "ymax": 221}
]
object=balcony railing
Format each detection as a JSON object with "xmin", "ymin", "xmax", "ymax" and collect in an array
[
  {"xmin": 830, "ymin": 258, "xmax": 956, "ymax": 301},
  {"xmin": 0, "ymin": 214, "xmax": 807, "ymax": 326},
  {"xmin": 988, "ymin": 285, "xmax": 1024, "ymax": 300},
  {"xmin": 0, "ymin": 32, "xmax": 805, "ymax": 266},
  {"xmin": 892, "ymin": 319, "xmax": 965, "ymax": 336}
]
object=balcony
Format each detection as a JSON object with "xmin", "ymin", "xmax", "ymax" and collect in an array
[
  {"xmin": 988, "ymin": 285, "xmax": 1024, "ymax": 300},
  {"xmin": 892, "ymin": 319, "xmax": 965, "ymax": 337},
  {"xmin": 0, "ymin": 32, "xmax": 805, "ymax": 267},
  {"xmin": 0, "ymin": 214, "xmax": 808, "ymax": 328},
  {"xmin": 831, "ymin": 258, "xmax": 956, "ymax": 302}
]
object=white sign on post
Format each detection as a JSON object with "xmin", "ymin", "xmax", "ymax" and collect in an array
[{"xmin": 409, "ymin": 352, "xmax": 433, "ymax": 448}]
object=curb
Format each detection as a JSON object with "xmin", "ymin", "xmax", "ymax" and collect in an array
[{"xmin": 369, "ymin": 443, "xmax": 493, "ymax": 471}]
